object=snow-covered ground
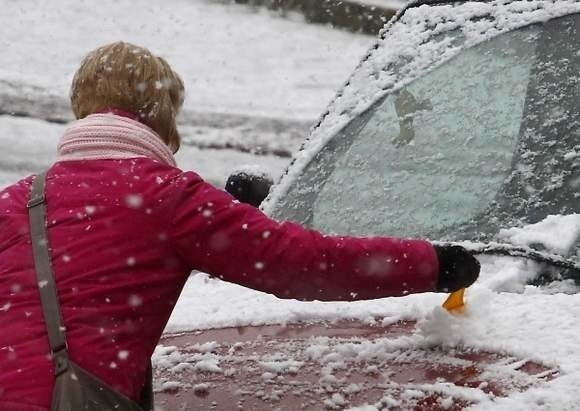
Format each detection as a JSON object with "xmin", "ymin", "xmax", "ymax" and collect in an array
[
  {"xmin": 0, "ymin": 0, "xmax": 372, "ymax": 182},
  {"xmin": 0, "ymin": 115, "xmax": 288, "ymax": 188},
  {"xmin": 0, "ymin": 0, "xmax": 370, "ymax": 121}
]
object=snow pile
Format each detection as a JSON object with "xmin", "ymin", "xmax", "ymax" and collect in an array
[
  {"xmin": 187, "ymin": 341, "xmax": 219, "ymax": 354},
  {"xmin": 158, "ymin": 380, "xmax": 183, "ymax": 393},
  {"xmin": 476, "ymin": 255, "xmax": 541, "ymax": 293},
  {"xmin": 192, "ymin": 383, "xmax": 210, "ymax": 396},
  {"xmin": 258, "ymin": 359, "xmax": 303, "ymax": 374},
  {"xmin": 498, "ymin": 214, "xmax": 580, "ymax": 255},
  {"xmin": 192, "ymin": 357, "xmax": 222, "ymax": 374},
  {"xmin": 166, "ymin": 273, "xmax": 434, "ymax": 333},
  {"xmin": 324, "ymin": 393, "xmax": 348, "ymax": 409},
  {"xmin": 263, "ymin": 0, "xmax": 580, "ymax": 213},
  {"xmin": 152, "ymin": 343, "xmax": 222, "ymax": 374},
  {"xmin": 151, "ymin": 345, "xmax": 184, "ymax": 371},
  {"xmin": 416, "ymin": 305, "xmax": 485, "ymax": 349}
]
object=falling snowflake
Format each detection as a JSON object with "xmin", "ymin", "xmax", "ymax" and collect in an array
[
  {"xmin": 118, "ymin": 350, "xmax": 130, "ymax": 361},
  {"xmin": 128, "ymin": 295, "xmax": 143, "ymax": 307},
  {"xmin": 125, "ymin": 194, "xmax": 144, "ymax": 209}
]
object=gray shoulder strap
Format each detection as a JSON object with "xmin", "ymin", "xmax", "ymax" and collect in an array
[{"xmin": 28, "ymin": 172, "xmax": 70, "ymax": 376}]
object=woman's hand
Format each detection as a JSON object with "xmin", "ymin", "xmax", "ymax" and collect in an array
[
  {"xmin": 225, "ymin": 170, "xmax": 273, "ymax": 207},
  {"xmin": 434, "ymin": 245, "xmax": 480, "ymax": 292}
]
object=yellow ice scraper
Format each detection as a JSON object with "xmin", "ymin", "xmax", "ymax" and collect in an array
[{"xmin": 443, "ymin": 288, "xmax": 465, "ymax": 313}]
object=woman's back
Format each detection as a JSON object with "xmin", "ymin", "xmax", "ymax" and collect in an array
[{"xmin": 0, "ymin": 158, "xmax": 190, "ymax": 409}]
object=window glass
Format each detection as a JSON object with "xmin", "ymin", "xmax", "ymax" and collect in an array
[
  {"xmin": 273, "ymin": 14, "xmax": 580, "ymax": 245},
  {"xmin": 311, "ymin": 28, "xmax": 536, "ymax": 238}
]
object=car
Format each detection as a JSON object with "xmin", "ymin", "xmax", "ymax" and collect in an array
[
  {"xmin": 265, "ymin": 0, "xmax": 580, "ymax": 278},
  {"xmin": 155, "ymin": 1, "xmax": 580, "ymax": 409}
]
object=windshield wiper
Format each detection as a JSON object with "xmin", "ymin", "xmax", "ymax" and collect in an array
[{"xmin": 441, "ymin": 241, "xmax": 580, "ymax": 274}]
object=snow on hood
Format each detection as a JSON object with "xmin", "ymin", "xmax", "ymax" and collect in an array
[
  {"xmin": 166, "ymin": 214, "xmax": 580, "ymax": 409},
  {"xmin": 262, "ymin": 0, "xmax": 580, "ymax": 214},
  {"xmin": 169, "ymin": 267, "xmax": 580, "ymax": 409},
  {"xmin": 498, "ymin": 213, "xmax": 580, "ymax": 255}
]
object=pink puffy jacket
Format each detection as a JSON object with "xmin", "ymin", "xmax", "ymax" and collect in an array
[{"xmin": 0, "ymin": 158, "xmax": 438, "ymax": 410}]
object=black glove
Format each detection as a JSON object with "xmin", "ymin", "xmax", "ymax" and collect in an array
[
  {"xmin": 433, "ymin": 245, "xmax": 480, "ymax": 292},
  {"xmin": 225, "ymin": 171, "xmax": 273, "ymax": 208}
]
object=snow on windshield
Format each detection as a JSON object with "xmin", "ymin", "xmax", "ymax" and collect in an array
[
  {"xmin": 263, "ymin": 0, "xmax": 580, "ymax": 212},
  {"xmin": 499, "ymin": 214, "xmax": 580, "ymax": 255}
]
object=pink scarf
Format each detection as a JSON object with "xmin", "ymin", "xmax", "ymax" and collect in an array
[{"xmin": 57, "ymin": 113, "xmax": 177, "ymax": 167}]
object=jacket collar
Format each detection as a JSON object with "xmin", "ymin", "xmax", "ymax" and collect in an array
[{"xmin": 57, "ymin": 113, "xmax": 177, "ymax": 167}]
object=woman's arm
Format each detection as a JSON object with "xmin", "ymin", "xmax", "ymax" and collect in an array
[{"xmin": 169, "ymin": 171, "xmax": 440, "ymax": 301}]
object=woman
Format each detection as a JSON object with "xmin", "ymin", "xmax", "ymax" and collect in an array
[{"xmin": 0, "ymin": 42, "xmax": 479, "ymax": 410}]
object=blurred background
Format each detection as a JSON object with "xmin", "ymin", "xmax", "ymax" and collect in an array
[{"xmin": 0, "ymin": 0, "xmax": 403, "ymax": 187}]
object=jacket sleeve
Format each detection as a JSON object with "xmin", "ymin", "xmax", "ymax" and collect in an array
[{"xmin": 168, "ymin": 171, "xmax": 440, "ymax": 301}]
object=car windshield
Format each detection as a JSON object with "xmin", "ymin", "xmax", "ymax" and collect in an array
[{"xmin": 272, "ymin": 13, "xmax": 580, "ymax": 248}]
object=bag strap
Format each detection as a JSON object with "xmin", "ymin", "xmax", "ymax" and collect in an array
[
  {"xmin": 28, "ymin": 172, "xmax": 70, "ymax": 376},
  {"xmin": 28, "ymin": 172, "xmax": 154, "ymax": 409},
  {"xmin": 140, "ymin": 363, "xmax": 154, "ymax": 411}
]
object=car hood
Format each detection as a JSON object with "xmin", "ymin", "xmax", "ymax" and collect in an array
[
  {"xmin": 162, "ymin": 212, "xmax": 580, "ymax": 408},
  {"xmin": 164, "ymin": 258, "xmax": 580, "ymax": 409}
]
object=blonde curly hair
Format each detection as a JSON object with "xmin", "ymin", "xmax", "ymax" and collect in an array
[{"xmin": 70, "ymin": 41, "xmax": 185, "ymax": 153}]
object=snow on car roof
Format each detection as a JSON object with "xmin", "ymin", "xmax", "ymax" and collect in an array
[{"xmin": 262, "ymin": 0, "xmax": 580, "ymax": 213}]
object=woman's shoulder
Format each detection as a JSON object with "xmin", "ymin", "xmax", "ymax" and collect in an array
[
  {"xmin": 51, "ymin": 157, "xmax": 205, "ymax": 187},
  {"xmin": 0, "ymin": 175, "xmax": 34, "ymax": 214}
]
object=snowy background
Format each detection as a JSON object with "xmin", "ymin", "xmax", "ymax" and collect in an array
[
  {"xmin": 3, "ymin": 0, "xmax": 580, "ymax": 410},
  {"xmin": 0, "ymin": 0, "xmax": 371, "ymax": 187}
]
